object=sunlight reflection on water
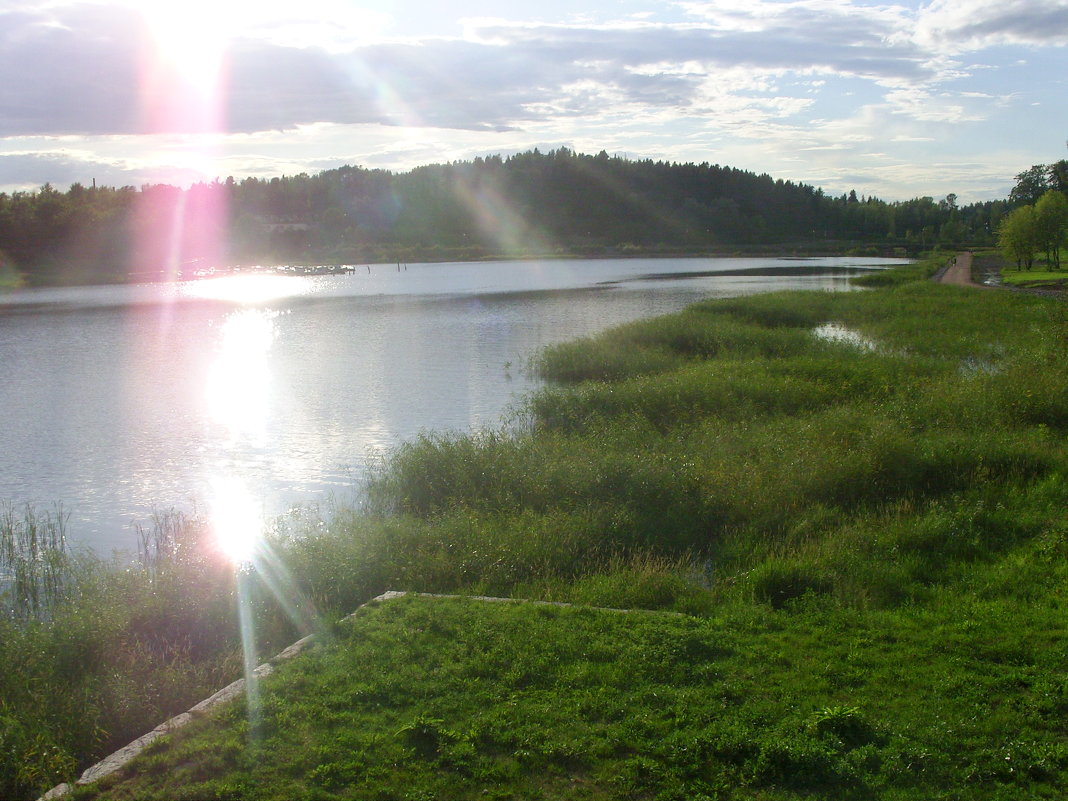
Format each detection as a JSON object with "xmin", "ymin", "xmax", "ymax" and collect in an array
[
  {"xmin": 180, "ymin": 273, "xmax": 313, "ymax": 305},
  {"xmin": 206, "ymin": 309, "xmax": 278, "ymax": 446},
  {"xmin": 203, "ymin": 306, "xmax": 287, "ymax": 565},
  {"xmin": 209, "ymin": 474, "xmax": 263, "ymax": 565}
]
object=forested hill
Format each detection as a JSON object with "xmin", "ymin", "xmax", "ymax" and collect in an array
[{"xmin": 0, "ymin": 148, "xmax": 1008, "ymax": 286}]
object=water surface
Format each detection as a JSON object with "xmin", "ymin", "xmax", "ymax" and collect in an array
[{"xmin": 0, "ymin": 257, "xmax": 898, "ymax": 554}]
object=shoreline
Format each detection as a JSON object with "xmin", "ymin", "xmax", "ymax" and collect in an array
[{"xmin": 6, "ymin": 242, "xmax": 936, "ymax": 290}]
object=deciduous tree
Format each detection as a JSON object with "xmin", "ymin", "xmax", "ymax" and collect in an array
[
  {"xmin": 1010, "ymin": 165, "xmax": 1053, "ymax": 206},
  {"xmin": 1034, "ymin": 189, "xmax": 1068, "ymax": 269},
  {"xmin": 998, "ymin": 205, "xmax": 1039, "ymax": 270}
]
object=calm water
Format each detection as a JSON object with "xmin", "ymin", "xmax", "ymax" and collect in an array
[{"xmin": 0, "ymin": 257, "xmax": 898, "ymax": 555}]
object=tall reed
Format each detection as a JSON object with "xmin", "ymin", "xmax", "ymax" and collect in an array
[{"xmin": 0, "ymin": 502, "xmax": 71, "ymax": 620}]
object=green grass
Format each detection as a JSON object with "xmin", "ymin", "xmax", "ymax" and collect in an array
[
  {"xmin": 1000, "ymin": 267, "xmax": 1067, "ymax": 289},
  {"xmin": 9, "ymin": 255, "xmax": 1068, "ymax": 799},
  {"xmin": 998, "ymin": 244, "xmax": 1068, "ymax": 289},
  {"xmin": 0, "ymin": 263, "xmax": 25, "ymax": 290},
  {"xmin": 72, "ymin": 592, "xmax": 1068, "ymax": 801}
]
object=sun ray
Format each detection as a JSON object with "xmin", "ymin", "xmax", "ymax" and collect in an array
[{"xmin": 236, "ymin": 565, "xmax": 263, "ymax": 734}]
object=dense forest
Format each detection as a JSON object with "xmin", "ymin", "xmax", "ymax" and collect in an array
[{"xmin": 0, "ymin": 148, "xmax": 1062, "ymax": 286}]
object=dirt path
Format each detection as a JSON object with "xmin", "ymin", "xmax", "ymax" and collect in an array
[
  {"xmin": 938, "ymin": 251, "xmax": 1066, "ymax": 297},
  {"xmin": 936, "ymin": 251, "xmax": 984, "ymax": 287}
]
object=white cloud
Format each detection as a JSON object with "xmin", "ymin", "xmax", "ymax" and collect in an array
[
  {"xmin": 0, "ymin": 0, "xmax": 1026, "ymax": 139},
  {"xmin": 680, "ymin": 0, "xmax": 911, "ymax": 38},
  {"xmin": 884, "ymin": 87, "xmax": 984, "ymax": 123},
  {"xmin": 915, "ymin": 0, "xmax": 1068, "ymax": 51}
]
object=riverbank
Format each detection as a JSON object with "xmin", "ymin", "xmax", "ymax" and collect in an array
[{"xmin": 8, "ymin": 255, "xmax": 1068, "ymax": 799}]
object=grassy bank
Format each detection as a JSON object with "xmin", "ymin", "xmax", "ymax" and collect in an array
[
  {"xmin": 69, "ymin": 592, "xmax": 1068, "ymax": 801},
  {"xmin": 1001, "ymin": 267, "xmax": 1067, "ymax": 291},
  {"xmin": 998, "ymin": 245, "xmax": 1067, "ymax": 290},
  {"xmin": 5, "ymin": 256, "xmax": 1068, "ymax": 799}
]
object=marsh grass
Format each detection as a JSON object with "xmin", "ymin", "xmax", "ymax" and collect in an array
[
  {"xmin": 356, "ymin": 260, "xmax": 1066, "ymax": 617},
  {"xmin": 0, "ymin": 511, "xmax": 258, "ymax": 800},
  {"xmin": 849, "ymin": 258, "xmax": 939, "ymax": 286},
  {"xmin": 0, "ymin": 502, "xmax": 72, "ymax": 620}
]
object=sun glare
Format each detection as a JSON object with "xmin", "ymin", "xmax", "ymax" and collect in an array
[
  {"xmin": 205, "ymin": 308, "xmax": 278, "ymax": 446},
  {"xmin": 136, "ymin": 0, "xmax": 232, "ymax": 134},
  {"xmin": 146, "ymin": 3, "xmax": 225, "ymax": 85},
  {"xmin": 210, "ymin": 474, "xmax": 264, "ymax": 564},
  {"xmin": 181, "ymin": 273, "xmax": 312, "ymax": 305}
]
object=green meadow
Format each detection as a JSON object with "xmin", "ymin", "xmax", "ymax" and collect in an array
[
  {"xmin": 998, "ymin": 242, "xmax": 1067, "ymax": 290},
  {"xmin": 5, "ymin": 254, "xmax": 1068, "ymax": 799},
  {"xmin": 1000, "ymin": 267, "xmax": 1067, "ymax": 291},
  {"xmin": 68, "ymin": 592, "xmax": 1068, "ymax": 801}
]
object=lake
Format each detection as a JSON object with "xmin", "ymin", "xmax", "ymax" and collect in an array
[{"xmin": 0, "ymin": 256, "xmax": 900, "ymax": 555}]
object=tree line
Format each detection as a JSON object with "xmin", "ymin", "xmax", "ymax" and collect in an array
[
  {"xmin": 997, "ymin": 161, "xmax": 1068, "ymax": 270},
  {"xmin": 0, "ymin": 148, "xmax": 1057, "ymax": 286}
]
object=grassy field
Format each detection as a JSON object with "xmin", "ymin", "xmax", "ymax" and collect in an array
[
  {"xmin": 6, "ymin": 254, "xmax": 1068, "ymax": 799},
  {"xmin": 1000, "ymin": 268, "xmax": 1067, "ymax": 290},
  {"xmin": 999, "ymin": 246, "xmax": 1067, "ymax": 289},
  {"xmin": 68, "ymin": 591, "xmax": 1068, "ymax": 801}
]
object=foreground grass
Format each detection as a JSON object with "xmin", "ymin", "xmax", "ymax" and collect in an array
[
  {"xmin": 72, "ymin": 589, "xmax": 1068, "ymax": 801},
  {"xmin": 7, "ymin": 255, "xmax": 1068, "ymax": 799}
]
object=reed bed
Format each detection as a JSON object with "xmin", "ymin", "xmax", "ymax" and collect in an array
[{"xmin": 1, "ymin": 503, "xmax": 71, "ymax": 620}]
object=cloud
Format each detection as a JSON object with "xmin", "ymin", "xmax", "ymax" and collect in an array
[
  {"xmin": 225, "ymin": 43, "xmax": 376, "ymax": 131},
  {"xmin": 0, "ymin": 0, "xmax": 1064, "ymax": 202},
  {"xmin": 915, "ymin": 0, "xmax": 1068, "ymax": 51},
  {"xmin": 682, "ymin": 0, "xmax": 1068, "ymax": 51},
  {"xmin": 0, "ymin": 143, "xmax": 208, "ymax": 190},
  {"xmin": 0, "ymin": 150, "xmax": 97, "ymax": 189},
  {"xmin": 680, "ymin": 0, "xmax": 909, "ymax": 42},
  {"xmin": 884, "ymin": 87, "xmax": 984, "ymax": 123},
  {"xmin": 222, "ymin": 1, "xmax": 392, "ymax": 52},
  {"xmin": 467, "ymin": 18, "xmax": 934, "ymax": 85},
  {"xmin": 0, "ymin": 5, "xmax": 142, "ymax": 135},
  {"xmin": 0, "ymin": 1, "xmax": 948, "ymax": 139}
]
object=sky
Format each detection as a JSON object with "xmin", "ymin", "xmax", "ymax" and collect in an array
[{"xmin": 0, "ymin": 0, "xmax": 1065, "ymax": 203}]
